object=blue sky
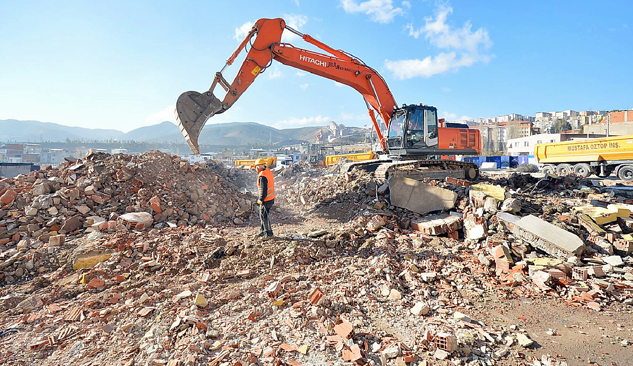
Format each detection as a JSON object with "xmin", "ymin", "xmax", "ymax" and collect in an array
[{"xmin": 0, "ymin": 0, "xmax": 631, "ymax": 132}]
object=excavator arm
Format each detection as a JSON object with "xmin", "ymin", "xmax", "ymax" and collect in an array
[{"xmin": 176, "ymin": 17, "xmax": 398, "ymax": 154}]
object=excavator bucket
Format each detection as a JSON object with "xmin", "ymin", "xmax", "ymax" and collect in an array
[{"xmin": 175, "ymin": 91, "xmax": 224, "ymax": 155}]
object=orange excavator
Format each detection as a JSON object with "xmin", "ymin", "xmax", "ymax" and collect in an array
[{"xmin": 176, "ymin": 18, "xmax": 481, "ymax": 179}]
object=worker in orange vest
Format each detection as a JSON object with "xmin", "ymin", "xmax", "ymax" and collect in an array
[{"xmin": 253, "ymin": 158, "xmax": 275, "ymax": 238}]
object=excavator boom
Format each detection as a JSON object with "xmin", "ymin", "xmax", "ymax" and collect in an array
[
  {"xmin": 175, "ymin": 17, "xmax": 481, "ymax": 183},
  {"xmin": 175, "ymin": 18, "xmax": 397, "ymax": 155}
]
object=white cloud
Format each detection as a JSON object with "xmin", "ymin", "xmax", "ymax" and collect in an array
[
  {"xmin": 296, "ymin": 71, "xmax": 307, "ymax": 77},
  {"xmin": 293, "ymin": 0, "xmax": 300, "ymax": 6},
  {"xmin": 442, "ymin": 111, "xmax": 457, "ymax": 120},
  {"xmin": 334, "ymin": 81, "xmax": 345, "ymax": 87},
  {"xmin": 282, "ymin": 14, "xmax": 308, "ymax": 42},
  {"xmin": 147, "ymin": 105, "xmax": 177, "ymax": 125},
  {"xmin": 386, "ymin": 4, "xmax": 493, "ymax": 79},
  {"xmin": 268, "ymin": 68, "xmax": 283, "ymax": 79},
  {"xmin": 340, "ymin": 0, "xmax": 405, "ymax": 24},
  {"xmin": 442, "ymin": 111, "xmax": 471, "ymax": 122},
  {"xmin": 234, "ymin": 21, "xmax": 254, "ymax": 41},
  {"xmin": 441, "ymin": 87, "xmax": 451, "ymax": 92},
  {"xmin": 299, "ymin": 83, "xmax": 309, "ymax": 90},
  {"xmin": 273, "ymin": 115, "xmax": 331, "ymax": 129}
]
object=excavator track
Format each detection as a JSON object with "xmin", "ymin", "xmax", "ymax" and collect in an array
[{"xmin": 344, "ymin": 159, "xmax": 479, "ymax": 181}]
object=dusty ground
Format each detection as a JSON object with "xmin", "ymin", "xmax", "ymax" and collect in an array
[
  {"xmin": 1, "ymin": 161, "xmax": 633, "ymax": 366},
  {"xmin": 251, "ymin": 196, "xmax": 633, "ymax": 366}
]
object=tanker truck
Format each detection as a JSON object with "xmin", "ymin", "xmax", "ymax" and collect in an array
[{"xmin": 535, "ymin": 134, "xmax": 633, "ymax": 180}]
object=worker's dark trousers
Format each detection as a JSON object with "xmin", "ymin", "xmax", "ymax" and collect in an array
[{"xmin": 259, "ymin": 199, "xmax": 274, "ymax": 236}]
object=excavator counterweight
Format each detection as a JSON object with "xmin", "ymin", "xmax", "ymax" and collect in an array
[{"xmin": 175, "ymin": 90, "xmax": 224, "ymax": 155}]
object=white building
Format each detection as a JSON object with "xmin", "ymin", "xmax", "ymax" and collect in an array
[{"xmin": 506, "ymin": 133, "xmax": 606, "ymax": 156}]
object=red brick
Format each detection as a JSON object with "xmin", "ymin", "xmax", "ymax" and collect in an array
[
  {"xmin": 334, "ymin": 321, "xmax": 353, "ymax": 339},
  {"xmin": 0, "ymin": 189, "xmax": 16, "ymax": 205},
  {"xmin": 87, "ymin": 278, "xmax": 105, "ymax": 289}
]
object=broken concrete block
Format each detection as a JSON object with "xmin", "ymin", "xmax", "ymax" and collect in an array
[
  {"xmin": 48, "ymin": 234, "xmax": 65, "ymax": 247},
  {"xmin": 410, "ymin": 302, "xmax": 430, "ymax": 316},
  {"xmin": 32, "ymin": 183, "xmax": 51, "ymax": 196},
  {"xmin": 501, "ymin": 198, "xmax": 522, "ymax": 214},
  {"xmin": 120, "ymin": 212, "xmax": 153, "ymax": 229},
  {"xmin": 512, "ymin": 215, "xmax": 585, "ymax": 259},
  {"xmin": 464, "ymin": 214, "xmax": 487, "ymax": 240},
  {"xmin": 388, "ymin": 289, "xmax": 402, "ymax": 300},
  {"xmin": 496, "ymin": 212, "xmax": 520, "ymax": 230},
  {"xmin": 573, "ymin": 206, "xmax": 617, "ymax": 225},
  {"xmin": 588, "ymin": 266, "xmax": 606, "ymax": 278},
  {"xmin": 483, "ymin": 196, "xmax": 499, "ymax": 213},
  {"xmin": 516, "ymin": 333, "xmax": 534, "ymax": 348},
  {"xmin": 410, "ymin": 214, "xmax": 462, "ymax": 236},
  {"xmin": 377, "ymin": 183, "xmax": 389, "ymax": 195},
  {"xmin": 389, "ymin": 176, "xmax": 456, "ymax": 215},
  {"xmin": 602, "ymin": 255, "xmax": 624, "ymax": 267}
]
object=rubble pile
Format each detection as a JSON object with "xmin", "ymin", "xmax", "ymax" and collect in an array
[
  {"xmin": 0, "ymin": 162, "xmax": 633, "ymax": 365},
  {"xmin": 0, "ymin": 151, "xmax": 255, "ymax": 285},
  {"xmin": 276, "ymin": 170, "xmax": 376, "ymax": 210}
]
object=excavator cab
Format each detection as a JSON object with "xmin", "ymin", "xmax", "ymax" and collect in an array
[{"xmin": 386, "ymin": 104, "xmax": 439, "ymax": 157}]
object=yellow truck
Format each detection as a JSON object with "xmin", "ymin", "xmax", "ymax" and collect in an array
[
  {"xmin": 535, "ymin": 134, "xmax": 633, "ymax": 180},
  {"xmin": 234, "ymin": 156, "xmax": 276, "ymax": 169},
  {"xmin": 325, "ymin": 151, "xmax": 375, "ymax": 167}
]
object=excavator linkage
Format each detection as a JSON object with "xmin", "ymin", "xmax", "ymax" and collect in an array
[{"xmin": 175, "ymin": 91, "xmax": 224, "ymax": 155}]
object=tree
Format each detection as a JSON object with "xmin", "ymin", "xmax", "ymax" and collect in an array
[
  {"xmin": 553, "ymin": 119, "xmax": 571, "ymax": 133},
  {"xmin": 506, "ymin": 122, "xmax": 522, "ymax": 140}
]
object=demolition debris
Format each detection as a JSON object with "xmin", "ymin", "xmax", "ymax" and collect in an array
[{"xmin": 1, "ymin": 152, "xmax": 632, "ymax": 365}]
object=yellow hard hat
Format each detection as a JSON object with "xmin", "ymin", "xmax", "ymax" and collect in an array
[{"xmin": 253, "ymin": 158, "xmax": 267, "ymax": 167}]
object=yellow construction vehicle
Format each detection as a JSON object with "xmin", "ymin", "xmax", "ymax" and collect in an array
[
  {"xmin": 234, "ymin": 157, "xmax": 276, "ymax": 169},
  {"xmin": 535, "ymin": 134, "xmax": 633, "ymax": 180}
]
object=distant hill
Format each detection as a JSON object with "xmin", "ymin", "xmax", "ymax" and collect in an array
[
  {"xmin": 0, "ymin": 119, "xmax": 124, "ymax": 142},
  {"xmin": 0, "ymin": 119, "xmax": 344, "ymax": 146}
]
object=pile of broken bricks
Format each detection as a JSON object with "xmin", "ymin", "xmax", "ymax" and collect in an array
[
  {"xmin": 0, "ymin": 151, "xmax": 256, "ymax": 285},
  {"xmin": 1, "ymin": 156, "xmax": 633, "ymax": 365}
]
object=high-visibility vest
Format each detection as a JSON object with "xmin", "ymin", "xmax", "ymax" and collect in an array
[{"xmin": 257, "ymin": 168, "xmax": 275, "ymax": 201}]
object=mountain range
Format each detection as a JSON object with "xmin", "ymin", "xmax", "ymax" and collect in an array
[{"xmin": 0, "ymin": 119, "xmax": 345, "ymax": 146}]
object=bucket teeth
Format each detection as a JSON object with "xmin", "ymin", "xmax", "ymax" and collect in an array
[{"xmin": 175, "ymin": 91, "xmax": 224, "ymax": 155}]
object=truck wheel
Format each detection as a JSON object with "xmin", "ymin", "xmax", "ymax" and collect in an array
[
  {"xmin": 556, "ymin": 164, "xmax": 572, "ymax": 174},
  {"xmin": 617, "ymin": 165, "xmax": 633, "ymax": 181},
  {"xmin": 573, "ymin": 163, "xmax": 592, "ymax": 178},
  {"xmin": 541, "ymin": 165, "xmax": 555, "ymax": 175}
]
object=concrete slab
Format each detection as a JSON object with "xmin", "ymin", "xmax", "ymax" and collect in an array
[
  {"xmin": 389, "ymin": 175, "xmax": 456, "ymax": 215},
  {"xmin": 512, "ymin": 215, "xmax": 585, "ymax": 259}
]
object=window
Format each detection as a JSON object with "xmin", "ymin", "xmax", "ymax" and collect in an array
[
  {"xmin": 537, "ymin": 140, "xmax": 542, "ymax": 144},
  {"xmin": 514, "ymin": 142, "xmax": 519, "ymax": 147},
  {"xmin": 524, "ymin": 141, "xmax": 529, "ymax": 147}
]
